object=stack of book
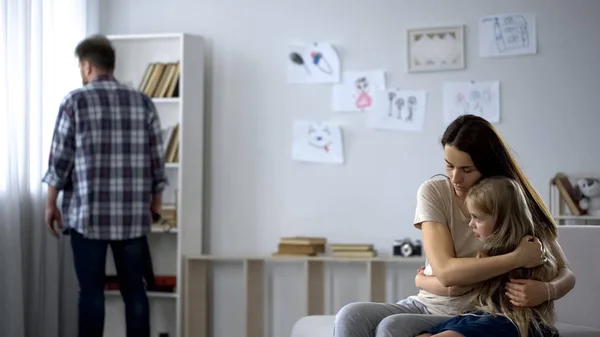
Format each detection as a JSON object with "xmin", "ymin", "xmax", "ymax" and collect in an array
[
  {"xmin": 552, "ymin": 173, "xmax": 585, "ymax": 215},
  {"xmin": 138, "ymin": 61, "xmax": 180, "ymax": 98},
  {"xmin": 161, "ymin": 124, "xmax": 179, "ymax": 163},
  {"xmin": 330, "ymin": 243, "xmax": 376, "ymax": 258},
  {"xmin": 272, "ymin": 236, "xmax": 326, "ymax": 257},
  {"xmin": 160, "ymin": 206, "xmax": 177, "ymax": 227}
]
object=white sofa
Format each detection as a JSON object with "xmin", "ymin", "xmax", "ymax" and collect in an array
[{"xmin": 290, "ymin": 315, "xmax": 600, "ymax": 337}]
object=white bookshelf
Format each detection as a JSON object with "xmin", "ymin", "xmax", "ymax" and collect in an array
[
  {"xmin": 549, "ymin": 173, "xmax": 600, "ymax": 226},
  {"xmin": 104, "ymin": 33, "xmax": 205, "ymax": 337}
]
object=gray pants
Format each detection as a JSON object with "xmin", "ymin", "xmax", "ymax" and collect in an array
[{"xmin": 333, "ymin": 298, "xmax": 451, "ymax": 337}]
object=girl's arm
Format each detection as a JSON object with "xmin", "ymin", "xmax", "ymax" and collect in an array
[
  {"xmin": 547, "ymin": 239, "xmax": 576, "ymax": 299},
  {"xmin": 422, "ymin": 222, "xmax": 544, "ymax": 287},
  {"xmin": 416, "ymin": 272, "xmax": 474, "ymax": 296}
]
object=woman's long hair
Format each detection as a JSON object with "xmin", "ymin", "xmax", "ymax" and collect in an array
[
  {"xmin": 441, "ymin": 115, "xmax": 557, "ymax": 242},
  {"xmin": 466, "ymin": 177, "xmax": 559, "ymax": 337}
]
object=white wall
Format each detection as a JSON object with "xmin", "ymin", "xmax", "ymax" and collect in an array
[{"xmin": 97, "ymin": 0, "xmax": 600, "ymax": 335}]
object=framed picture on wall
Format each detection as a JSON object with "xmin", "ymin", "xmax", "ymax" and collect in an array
[{"xmin": 407, "ymin": 25, "xmax": 465, "ymax": 73}]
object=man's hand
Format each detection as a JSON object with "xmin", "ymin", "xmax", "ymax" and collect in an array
[
  {"xmin": 151, "ymin": 192, "xmax": 162, "ymax": 216},
  {"xmin": 45, "ymin": 202, "xmax": 63, "ymax": 238}
]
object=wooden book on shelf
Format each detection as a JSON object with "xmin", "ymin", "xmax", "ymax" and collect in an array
[
  {"xmin": 552, "ymin": 173, "xmax": 585, "ymax": 215},
  {"xmin": 161, "ymin": 124, "xmax": 180, "ymax": 163},
  {"xmin": 279, "ymin": 236, "xmax": 326, "ymax": 245},
  {"xmin": 332, "ymin": 250, "xmax": 377, "ymax": 258},
  {"xmin": 276, "ymin": 243, "xmax": 322, "ymax": 255},
  {"xmin": 138, "ymin": 61, "xmax": 180, "ymax": 98},
  {"xmin": 330, "ymin": 243, "xmax": 373, "ymax": 252}
]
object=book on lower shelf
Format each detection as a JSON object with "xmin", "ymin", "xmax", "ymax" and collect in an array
[
  {"xmin": 272, "ymin": 236, "xmax": 326, "ymax": 257},
  {"xmin": 161, "ymin": 124, "xmax": 180, "ymax": 164},
  {"xmin": 330, "ymin": 243, "xmax": 377, "ymax": 258},
  {"xmin": 552, "ymin": 173, "xmax": 585, "ymax": 216},
  {"xmin": 151, "ymin": 204, "xmax": 178, "ymax": 231}
]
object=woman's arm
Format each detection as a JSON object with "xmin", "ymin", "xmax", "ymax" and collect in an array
[
  {"xmin": 416, "ymin": 272, "xmax": 473, "ymax": 296},
  {"xmin": 547, "ymin": 239, "xmax": 576, "ymax": 300},
  {"xmin": 422, "ymin": 222, "xmax": 544, "ymax": 287},
  {"xmin": 504, "ymin": 239, "xmax": 576, "ymax": 307}
]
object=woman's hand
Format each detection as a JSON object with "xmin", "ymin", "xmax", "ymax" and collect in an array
[
  {"xmin": 513, "ymin": 236, "xmax": 545, "ymax": 268},
  {"xmin": 415, "ymin": 266, "xmax": 426, "ymax": 288},
  {"xmin": 505, "ymin": 279, "xmax": 551, "ymax": 307}
]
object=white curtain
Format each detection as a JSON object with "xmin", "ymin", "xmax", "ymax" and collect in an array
[{"xmin": 0, "ymin": 0, "xmax": 89, "ymax": 336}]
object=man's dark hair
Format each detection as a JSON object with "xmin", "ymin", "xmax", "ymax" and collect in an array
[{"xmin": 74, "ymin": 34, "xmax": 115, "ymax": 72}]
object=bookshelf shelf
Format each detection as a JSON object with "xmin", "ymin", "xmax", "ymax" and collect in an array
[
  {"xmin": 153, "ymin": 97, "xmax": 180, "ymax": 104},
  {"xmin": 182, "ymin": 254, "xmax": 425, "ymax": 337},
  {"xmin": 105, "ymin": 290, "xmax": 178, "ymax": 299},
  {"xmin": 105, "ymin": 32, "xmax": 205, "ymax": 337},
  {"xmin": 107, "ymin": 33, "xmax": 183, "ymax": 41},
  {"xmin": 550, "ymin": 173, "xmax": 600, "ymax": 226},
  {"xmin": 554, "ymin": 215, "xmax": 600, "ymax": 221},
  {"xmin": 150, "ymin": 226, "xmax": 179, "ymax": 234}
]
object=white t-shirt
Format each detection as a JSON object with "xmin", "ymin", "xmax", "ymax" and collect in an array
[{"xmin": 410, "ymin": 177, "xmax": 482, "ymax": 316}]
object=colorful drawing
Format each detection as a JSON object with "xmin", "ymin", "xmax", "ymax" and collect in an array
[
  {"xmin": 367, "ymin": 89, "xmax": 427, "ymax": 132},
  {"xmin": 332, "ymin": 71, "xmax": 386, "ymax": 112},
  {"xmin": 292, "ymin": 121, "xmax": 344, "ymax": 164},
  {"xmin": 354, "ymin": 77, "xmax": 373, "ymax": 110},
  {"xmin": 479, "ymin": 13, "xmax": 537, "ymax": 57},
  {"xmin": 287, "ymin": 42, "xmax": 341, "ymax": 84},
  {"xmin": 443, "ymin": 81, "xmax": 500, "ymax": 124},
  {"xmin": 310, "ymin": 51, "xmax": 332, "ymax": 74}
]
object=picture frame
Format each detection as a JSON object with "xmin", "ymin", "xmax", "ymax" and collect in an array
[{"xmin": 407, "ymin": 25, "xmax": 465, "ymax": 73}]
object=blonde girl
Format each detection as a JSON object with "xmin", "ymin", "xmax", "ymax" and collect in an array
[{"xmin": 418, "ymin": 176, "xmax": 560, "ymax": 337}]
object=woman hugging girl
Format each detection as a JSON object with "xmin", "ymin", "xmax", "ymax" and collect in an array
[{"xmin": 419, "ymin": 176, "xmax": 560, "ymax": 337}]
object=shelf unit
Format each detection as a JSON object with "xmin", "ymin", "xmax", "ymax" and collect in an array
[
  {"xmin": 182, "ymin": 255, "xmax": 425, "ymax": 337},
  {"xmin": 103, "ymin": 33, "xmax": 205, "ymax": 337},
  {"xmin": 549, "ymin": 173, "xmax": 600, "ymax": 226}
]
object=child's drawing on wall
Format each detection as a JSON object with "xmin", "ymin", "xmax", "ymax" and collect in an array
[
  {"xmin": 353, "ymin": 76, "xmax": 372, "ymax": 110},
  {"xmin": 332, "ymin": 71, "xmax": 386, "ymax": 112},
  {"xmin": 292, "ymin": 121, "xmax": 344, "ymax": 164},
  {"xmin": 443, "ymin": 81, "xmax": 500, "ymax": 124}
]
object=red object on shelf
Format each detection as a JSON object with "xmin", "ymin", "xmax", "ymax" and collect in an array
[{"xmin": 104, "ymin": 274, "xmax": 177, "ymax": 292}]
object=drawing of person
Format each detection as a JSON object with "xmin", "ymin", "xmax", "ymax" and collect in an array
[
  {"xmin": 468, "ymin": 90, "xmax": 484, "ymax": 116},
  {"xmin": 354, "ymin": 77, "xmax": 372, "ymax": 110}
]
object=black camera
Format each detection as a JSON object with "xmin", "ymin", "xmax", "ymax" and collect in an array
[{"xmin": 393, "ymin": 238, "xmax": 422, "ymax": 257}]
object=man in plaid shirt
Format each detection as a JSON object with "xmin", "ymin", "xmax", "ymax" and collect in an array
[{"xmin": 42, "ymin": 35, "xmax": 167, "ymax": 337}]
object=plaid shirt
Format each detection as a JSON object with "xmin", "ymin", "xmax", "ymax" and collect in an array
[{"xmin": 42, "ymin": 75, "xmax": 168, "ymax": 240}]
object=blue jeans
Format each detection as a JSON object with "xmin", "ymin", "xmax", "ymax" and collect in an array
[{"xmin": 70, "ymin": 229, "xmax": 150, "ymax": 337}]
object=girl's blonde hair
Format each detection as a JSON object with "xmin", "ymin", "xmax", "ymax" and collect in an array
[{"xmin": 465, "ymin": 177, "xmax": 559, "ymax": 337}]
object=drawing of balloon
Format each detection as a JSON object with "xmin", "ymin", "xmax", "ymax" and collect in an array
[{"xmin": 290, "ymin": 52, "xmax": 311, "ymax": 75}]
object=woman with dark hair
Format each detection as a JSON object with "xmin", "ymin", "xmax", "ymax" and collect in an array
[
  {"xmin": 419, "ymin": 176, "xmax": 561, "ymax": 337},
  {"xmin": 333, "ymin": 115, "xmax": 575, "ymax": 337}
]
